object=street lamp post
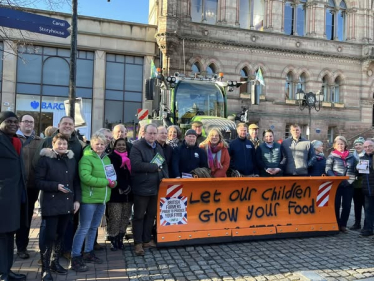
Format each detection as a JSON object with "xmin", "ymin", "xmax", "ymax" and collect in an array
[{"xmin": 295, "ymin": 89, "xmax": 324, "ymax": 140}]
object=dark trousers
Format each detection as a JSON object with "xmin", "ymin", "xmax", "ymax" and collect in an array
[
  {"xmin": 0, "ymin": 232, "xmax": 15, "ymax": 275},
  {"xmin": 335, "ymin": 183, "xmax": 354, "ymax": 227},
  {"xmin": 39, "ymin": 214, "xmax": 71, "ymax": 253},
  {"xmin": 62, "ymin": 211, "xmax": 79, "ymax": 253},
  {"xmin": 352, "ymin": 188, "xmax": 365, "ymax": 225},
  {"xmin": 15, "ymin": 188, "xmax": 39, "ymax": 252},
  {"xmin": 364, "ymin": 195, "xmax": 374, "ymax": 232},
  {"xmin": 133, "ymin": 194, "xmax": 157, "ymax": 244}
]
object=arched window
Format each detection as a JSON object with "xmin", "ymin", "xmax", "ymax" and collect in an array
[
  {"xmin": 332, "ymin": 77, "xmax": 341, "ymax": 103},
  {"xmin": 326, "ymin": 0, "xmax": 335, "ymax": 40},
  {"xmin": 297, "ymin": 73, "xmax": 306, "ymax": 91},
  {"xmin": 285, "ymin": 72, "xmax": 294, "ymax": 99},
  {"xmin": 240, "ymin": 68, "xmax": 249, "ymax": 94},
  {"xmin": 191, "ymin": 62, "xmax": 201, "ymax": 74},
  {"xmin": 191, "ymin": 0, "xmax": 218, "ymax": 24},
  {"xmin": 206, "ymin": 63, "xmax": 216, "ymax": 75},
  {"xmin": 337, "ymin": 1, "xmax": 347, "ymax": 41},
  {"xmin": 284, "ymin": 0, "xmax": 307, "ymax": 36},
  {"xmin": 322, "ymin": 76, "xmax": 329, "ymax": 101},
  {"xmin": 239, "ymin": 0, "xmax": 264, "ymax": 30}
]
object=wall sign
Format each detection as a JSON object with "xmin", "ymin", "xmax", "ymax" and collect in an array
[{"xmin": 30, "ymin": 101, "xmax": 65, "ymax": 110}]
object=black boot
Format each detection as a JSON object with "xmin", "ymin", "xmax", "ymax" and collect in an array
[
  {"xmin": 109, "ymin": 236, "xmax": 118, "ymax": 251},
  {"xmin": 50, "ymin": 239, "xmax": 67, "ymax": 275},
  {"xmin": 117, "ymin": 233, "xmax": 125, "ymax": 250},
  {"xmin": 41, "ymin": 248, "xmax": 53, "ymax": 281}
]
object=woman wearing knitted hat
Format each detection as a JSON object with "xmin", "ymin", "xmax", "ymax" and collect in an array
[
  {"xmin": 325, "ymin": 136, "xmax": 357, "ymax": 233},
  {"xmin": 308, "ymin": 140, "xmax": 326, "ymax": 176},
  {"xmin": 350, "ymin": 137, "xmax": 365, "ymax": 230}
]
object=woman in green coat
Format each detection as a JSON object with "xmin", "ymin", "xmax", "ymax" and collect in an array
[{"xmin": 70, "ymin": 133, "xmax": 116, "ymax": 272}]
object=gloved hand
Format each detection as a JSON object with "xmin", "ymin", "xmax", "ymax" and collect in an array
[{"xmin": 108, "ymin": 179, "xmax": 116, "ymax": 188}]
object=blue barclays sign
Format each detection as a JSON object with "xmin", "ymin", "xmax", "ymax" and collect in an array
[{"xmin": 30, "ymin": 101, "xmax": 65, "ymax": 110}]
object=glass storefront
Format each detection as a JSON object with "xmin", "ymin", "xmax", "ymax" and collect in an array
[
  {"xmin": 15, "ymin": 46, "xmax": 93, "ymax": 138},
  {"xmin": 104, "ymin": 54, "xmax": 143, "ymax": 139}
]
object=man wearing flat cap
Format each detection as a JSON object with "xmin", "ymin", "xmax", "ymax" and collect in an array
[
  {"xmin": 172, "ymin": 129, "xmax": 208, "ymax": 177},
  {"xmin": 248, "ymin": 124, "xmax": 261, "ymax": 149},
  {"xmin": 191, "ymin": 121, "xmax": 206, "ymax": 145},
  {"xmin": 0, "ymin": 111, "xmax": 27, "ymax": 281}
]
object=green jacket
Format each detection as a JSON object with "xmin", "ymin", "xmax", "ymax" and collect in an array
[{"xmin": 79, "ymin": 146, "xmax": 113, "ymax": 204}]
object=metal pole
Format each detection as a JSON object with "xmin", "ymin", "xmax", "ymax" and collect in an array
[
  {"xmin": 68, "ymin": 0, "xmax": 78, "ymax": 119},
  {"xmin": 308, "ymin": 107, "xmax": 312, "ymax": 140}
]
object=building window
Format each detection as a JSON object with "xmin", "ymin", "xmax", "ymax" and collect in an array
[
  {"xmin": 206, "ymin": 63, "xmax": 216, "ymax": 75},
  {"xmin": 327, "ymin": 126, "xmax": 336, "ymax": 145},
  {"xmin": 331, "ymin": 77, "xmax": 341, "ymax": 103},
  {"xmin": 284, "ymin": 0, "xmax": 306, "ymax": 36},
  {"xmin": 191, "ymin": 62, "xmax": 201, "ymax": 74},
  {"xmin": 104, "ymin": 54, "xmax": 143, "ymax": 130},
  {"xmin": 297, "ymin": 0, "xmax": 307, "ymax": 36},
  {"xmin": 239, "ymin": 0, "xmax": 264, "ymax": 30},
  {"xmin": 297, "ymin": 73, "xmax": 306, "ymax": 91},
  {"xmin": 284, "ymin": 2, "xmax": 294, "ymax": 35},
  {"xmin": 322, "ymin": 76, "xmax": 329, "ymax": 102},
  {"xmin": 285, "ymin": 72, "xmax": 294, "ymax": 99},
  {"xmin": 337, "ymin": 1, "xmax": 347, "ymax": 41},
  {"xmin": 326, "ymin": 0, "xmax": 346, "ymax": 41},
  {"xmin": 254, "ymin": 68, "xmax": 262, "ymax": 104},
  {"xmin": 191, "ymin": 0, "xmax": 218, "ymax": 24},
  {"xmin": 15, "ymin": 45, "xmax": 94, "ymax": 137},
  {"xmin": 326, "ymin": 0, "xmax": 335, "ymax": 40},
  {"xmin": 240, "ymin": 68, "xmax": 249, "ymax": 94}
]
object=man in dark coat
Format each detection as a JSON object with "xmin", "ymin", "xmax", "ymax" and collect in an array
[
  {"xmin": 0, "ymin": 111, "xmax": 27, "ymax": 281},
  {"xmin": 229, "ymin": 123, "xmax": 258, "ymax": 176},
  {"xmin": 130, "ymin": 124, "xmax": 168, "ymax": 256},
  {"xmin": 172, "ymin": 129, "xmax": 208, "ymax": 177},
  {"xmin": 15, "ymin": 114, "xmax": 43, "ymax": 259}
]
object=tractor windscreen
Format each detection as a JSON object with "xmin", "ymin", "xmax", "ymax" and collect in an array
[{"xmin": 174, "ymin": 80, "xmax": 225, "ymax": 123}]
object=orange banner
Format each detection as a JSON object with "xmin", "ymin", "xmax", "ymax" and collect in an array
[{"xmin": 157, "ymin": 177, "xmax": 347, "ymax": 246}]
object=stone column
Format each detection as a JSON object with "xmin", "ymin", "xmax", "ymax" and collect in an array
[
  {"xmin": 1, "ymin": 41, "xmax": 17, "ymax": 112},
  {"xmin": 92, "ymin": 50, "xmax": 106, "ymax": 132},
  {"xmin": 293, "ymin": 1, "xmax": 299, "ymax": 36}
]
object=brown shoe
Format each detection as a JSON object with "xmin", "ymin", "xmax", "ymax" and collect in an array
[
  {"xmin": 340, "ymin": 226, "xmax": 348, "ymax": 233},
  {"xmin": 143, "ymin": 240, "xmax": 157, "ymax": 249},
  {"xmin": 134, "ymin": 244, "xmax": 145, "ymax": 256}
]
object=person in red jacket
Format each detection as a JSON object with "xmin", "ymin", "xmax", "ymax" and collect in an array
[{"xmin": 199, "ymin": 128, "xmax": 230, "ymax": 177}]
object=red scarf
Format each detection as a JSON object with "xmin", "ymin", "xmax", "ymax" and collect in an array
[
  {"xmin": 12, "ymin": 137, "xmax": 22, "ymax": 155},
  {"xmin": 206, "ymin": 142, "xmax": 224, "ymax": 172},
  {"xmin": 114, "ymin": 150, "xmax": 131, "ymax": 173},
  {"xmin": 333, "ymin": 149, "xmax": 349, "ymax": 160}
]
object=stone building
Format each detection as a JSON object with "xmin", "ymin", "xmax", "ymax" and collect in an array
[
  {"xmin": 0, "ymin": 8, "xmax": 157, "ymax": 138},
  {"xmin": 149, "ymin": 0, "xmax": 374, "ymax": 143}
]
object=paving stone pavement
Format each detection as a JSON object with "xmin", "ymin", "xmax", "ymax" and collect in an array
[{"xmin": 13, "ymin": 208, "xmax": 374, "ymax": 281}]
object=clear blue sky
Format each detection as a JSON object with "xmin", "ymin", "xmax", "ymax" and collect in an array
[{"xmin": 22, "ymin": 0, "xmax": 149, "ymax": 24}]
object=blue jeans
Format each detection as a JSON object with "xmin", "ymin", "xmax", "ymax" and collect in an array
[
  {"xmin": 364, "ymin": 195, "xmax": 374, "ymax": 232},
  {"xmin": 71, "ymin": 203, "xmax": 105, "ymax": 257}
]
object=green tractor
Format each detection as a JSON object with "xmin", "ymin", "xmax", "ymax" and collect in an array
[{"xmin": 145, "ymin": 72, "xmax": 244, "ymax": 140}]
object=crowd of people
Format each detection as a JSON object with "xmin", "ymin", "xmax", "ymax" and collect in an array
[{"xmin": 0, "ymin": 110, "xmax": 373, "ymax": 281}]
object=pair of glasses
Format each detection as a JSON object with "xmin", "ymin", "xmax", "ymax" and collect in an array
[{"xmin": 21, "ymin": 120, "xmax": 34, "ymax": 124}]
